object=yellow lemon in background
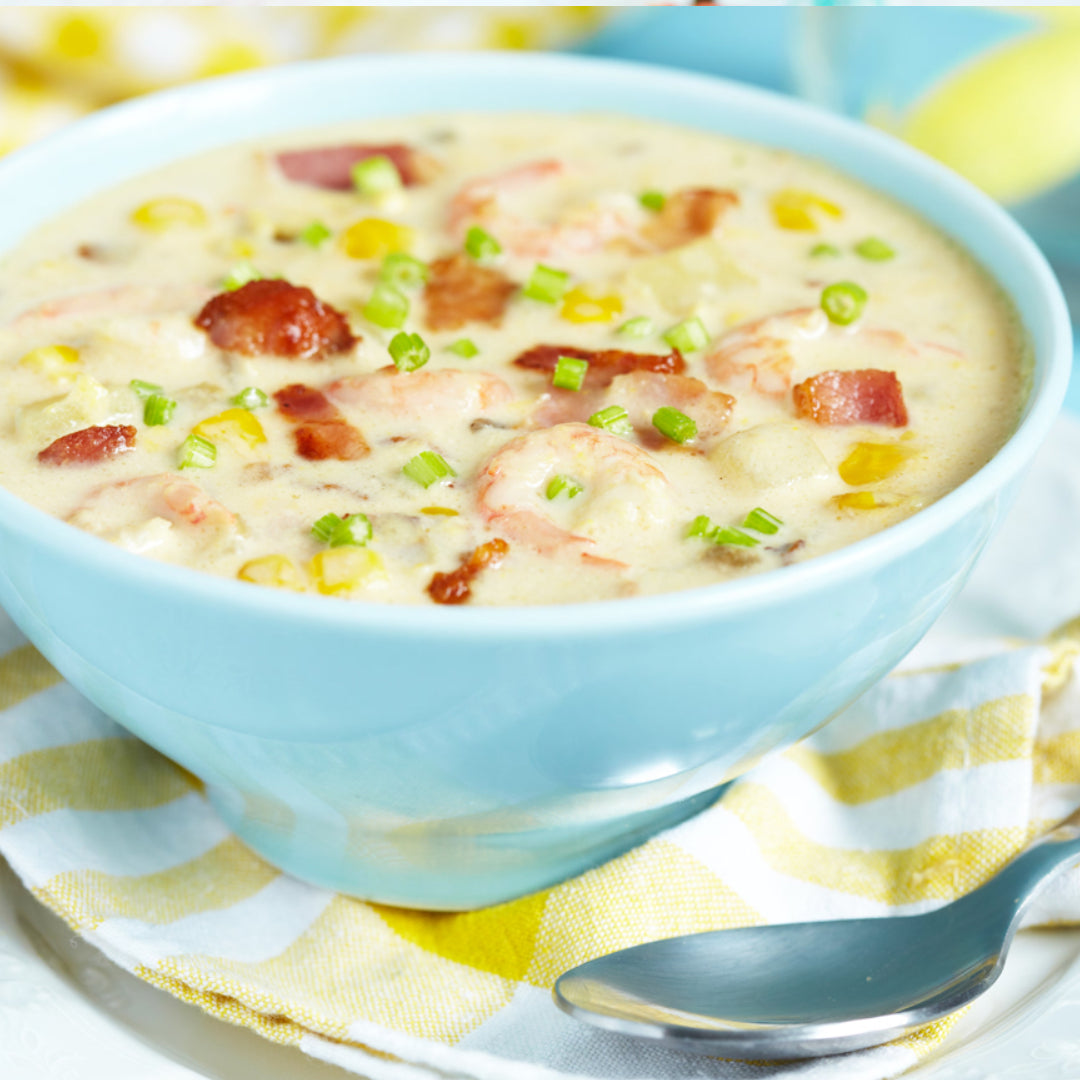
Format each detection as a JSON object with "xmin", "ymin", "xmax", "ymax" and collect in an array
[{"xmin": 903, "ymin": 25, "xmax": 1080, "ymax": 205}]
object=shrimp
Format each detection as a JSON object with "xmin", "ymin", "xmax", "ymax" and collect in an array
[
  {"xmin": 447, "ymin": 158, "xmax": 635, "ymax": 258},
  {"xmin": 9, "ymin": 284, "xmax": 211, "ymax": 330},
  {"xmin": 608, "ymin": 371, "xmax": 735, "ymax": 448},
  {"xmin": 476, "ymin": 423, "xmax": 675, "ymax": 565},
  {"xmin": 328, "ymin": 367, "xmax": 514, "ymax": 422}
]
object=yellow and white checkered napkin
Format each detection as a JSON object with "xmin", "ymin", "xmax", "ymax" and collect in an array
[{"xmin": 1, "ymin": 602, "xmax": 1078, "ymax": 1080}]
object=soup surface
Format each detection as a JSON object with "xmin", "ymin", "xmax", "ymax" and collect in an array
[{"xmin": 0, "ymin": 114, "xmax": 1025, "ymax": 605}]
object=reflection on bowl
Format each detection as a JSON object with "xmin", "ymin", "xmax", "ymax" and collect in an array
[{"xmin": 0, "ymin": 54, "xmax": 1069, "ymax": 909}]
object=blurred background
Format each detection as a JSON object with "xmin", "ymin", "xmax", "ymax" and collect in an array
[{"xmin": 0, "ymin": 5, "xmax": 1075, "ymax": 399}]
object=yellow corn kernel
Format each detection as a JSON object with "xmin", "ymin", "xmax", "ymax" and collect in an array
[
  {"xmin": 770, "ymin": 189, "xmax": 843, "ymax": 232},
  {"xmin": 238, "ymin": 555, "xmax": 306, "ymax": 591},
  {"xmin": 560, "ymin": 287, "xmax": 624, "ymax": 324},
  {"xmin": 421, "ymin": 506, "xmax": 459, "ymax": 516},
  {"xmin": 832, "ymin": 491, "xmax": 880, "ymax": 511},
  {"xmin": 340, "ymin": 218, "xmax": 413, "ymax": 260},
  {"xmin": 309, "ymin": 547, "xmax": 386, "ymax": 596},
  {"xmin": 131, "ymin": 197, "xmax": 208, "ymax": 233},
  {"xmin": 18, "ymin": 344, "xmax": 80, "ymax": 379},
  {"xmin": 230, "ymin": 238, "xmax": 256, "ymax": 258},
  {"xmin": 193, "ymin": 408, "xmax": 267, "ymax": 453},
  {"xmin": 838, "ymin": 442, "xmax": 910, "ymax": 486}
]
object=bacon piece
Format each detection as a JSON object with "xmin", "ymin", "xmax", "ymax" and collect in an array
[
  {"xmin": 423, "ymin": 253, "xmax": 516, "ymax": 332},
  {"xmin": 793, "ymin": 369, "xmax": 908, "ymax": 427},
  {"xmin": 428, "ymin": 539, "xmax": 510, "ymax": 605},
  {"xmin": 38, "ymin": 424, "xmax": 136, "ymax": 466},
  {"xmin": 514, "ymin": 343, "xmax": 685, "ymax": 390},
  {"xmin": 194, "ymin": 280, "xmax": 356, "ymax": 360},
  {"xmin": 274, "ymin": 143, "xmax": 435, "ymax": 190},
  {"xmin": 274, "ymin": 383, "xmax": 369, "ymax": 461},
  {"xmin": 642, "ymin": 188, "xmax": 739, "ymax": 251}
]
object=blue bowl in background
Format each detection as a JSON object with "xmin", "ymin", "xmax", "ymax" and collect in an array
[{"xmin": 0, "ymin": 53, "xmax": 1069, "ymax": 909}]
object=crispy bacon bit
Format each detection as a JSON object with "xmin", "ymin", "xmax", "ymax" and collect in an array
[
  {"xmin": 274, "ymin": 383, "xmax": 369, "ymax": 461},
  {"xmin": 428, "ymin": 538, "xmax": 510, "ymax": 605},
  {"xmin": 642, "ymin": 188, "xmax": 739, "ymax": 251},
  {"xmin": 274, "ymin": 143, "xmax": 436, "ymax": 190},
  {"xmin": 38, "ymin": 424, "xmax": 136, "ymax": 466},
  {"xmin": 793, "ymin": 369, "xmax": 908, "ymax": 427},
  {"xmin": 194, "ymin": 280, "xmax": 356, "ymax": 360},
  {"xmin": 514, "ymin": 344, "xmax": 685, "ymax": 390},
  {"xmin": 424, "ymin": 253, "xmax": 516, "ymax": 332}
]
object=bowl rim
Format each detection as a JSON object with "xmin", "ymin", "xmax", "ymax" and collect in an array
[{"xmin": 0, "ymin": 51, "xmax": 1070, "ymax": 639}]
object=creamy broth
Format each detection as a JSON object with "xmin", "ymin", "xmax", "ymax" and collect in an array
[{"xmin": 0, "ymin": 114, "xmax": 1025, "ymax": 605}]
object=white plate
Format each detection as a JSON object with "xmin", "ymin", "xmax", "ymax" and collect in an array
[{"xmin": 3, "ymin": 414, "xmax": 1080, "ymax": 1080}]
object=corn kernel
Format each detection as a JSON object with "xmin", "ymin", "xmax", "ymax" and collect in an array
[
  {"xmin": 560, "ymin": 287, "xmax": 623, "ymax": 324},
  {"xmin": 309, "ymin": 547, "xmax": 386, "ymax": 595},
  {"xmin": 340, "ymin": 218, "xmax": 413, "ymax": 260},
  {"xmin": 421, "ymin": 506, "xmax": 459, "ymax": 516},
  {"xmin": 131, "ymin": 197, "xmax": 208, "ymax": 233},
  {"xmin": 238, "ymin": 555, "xmax": 306, "ymax": 591},
  {"xmin": 770, "ymin": 189, "xmax": 843, "ymax": 232},
  {"xmin": 832, "ymin": 491, "xmax": 880, "ymax": 511},
  {"xmin": 193, "ymin": 408, "xmax": 267, "ymax": 453},
  {"xmin": 838, "ymin": 442, "xmax": 910, "ymax": 486},
  {"xmin": 18, "ymin": 344, "xmax": 80, "ymax": 379},
  {"xmin": 230, "ymin": 238, "xmax": 256, "ymax": 258}
]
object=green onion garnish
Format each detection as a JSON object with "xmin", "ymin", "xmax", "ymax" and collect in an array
[
  {"xmin": 686, "ymin": 515, "xmax": 714, "ymax": 539},
  {"xmin": 662, "ymin": 316, "xmax": 710, "ymax": 353},
  {"xmin": 810, "ymin": 243, "xmax": 840, "ymax": 258},
  {"xmin": 743, "ymin": 507, "xmax": 783, "ymax": 535},
  {"xmin": 820, "ymin": 281, "xmax": 868, "ymax": 326},
  {"xmin": 523, "ymin": 264, "xmax": 571, "ymax": 304},
  {"xmin": 652, "ymin": 406, "xmax": 697, "ymax": 445},
  {"xmin": 854, "ymin": 237, "xmax": 895, "ymax": 262},
  {"xmin": 311, "ymin": 512, "xmax": 344, "ymax": 543},
  {"xmin": 587, "ymin": 405, "xmax": 633, "ymax": 437},
  {"xmin": 713, "ymin": 526, "xmax": 759, "ymax": 548},
  {"xmin": 232, "ymin": 386, "xmax": 269, "ymax": 410},
  {"xmin": 363, "ymin": 282, "xmax": 409, "ymax": 329},
  {"xmin": 546, "ymin": 474, "xmax": 583, "ymax": 500},
  {"xmin": 144, "ymin": 394, "xmax": 176, "ymax": 427},
  {"xmin": 222, "ymin": 263, "xmax": 262, "ymax": 291},
  {"xmin": 618, "ymin": 316, "xmax": 654, "ymax": 338},
  {"xmin": 178, "ymin": 433, "xmax": 216, "ymax": 470},
  {"xmin": 448, "ymin": 338, "xmax": 479, "ymax": 359},
  {"xmin": 130, "ymin": 379, "xmax": 163, "ymax": 400},
  {"xmin": 553, "ymin": 356, "xmax": 589, "ymax": 392},
  {"xmin": 403, "ymin": 450, "xmax": 456, "ymax": 488},
  {"xmin": 351, "ymin": 155, "xmax": 402, "ymax": 197},
  {"xmin": 465, "ymin": 225, "xmax": 502, "ymax": 261},
  {"xmin": 380, "ymin": 252, "xmax": 429, "ymax": 290},
  {"xmin": 299, "ymin": 221, "xmax": 332, "ymax": 248},
  {"xmin": 639, "ymin": 191, "xmax": 666, "ymax": 212},
  {"xmin": 329, "ymin": 513, "xmax": 372, "ymax": 548},
  {"xmin": 388, "ymin": 331, "xmax": 430, "ymax": 373}
]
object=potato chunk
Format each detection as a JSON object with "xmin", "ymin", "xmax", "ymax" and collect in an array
[{"xmin": 709, "ymin": 422, "xmax": 831, "ymax": 490}]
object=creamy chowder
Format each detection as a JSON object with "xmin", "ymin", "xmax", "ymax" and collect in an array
[{"xmin": 0, "ymin": 114, "xmax": 1025, "ymax": 605}]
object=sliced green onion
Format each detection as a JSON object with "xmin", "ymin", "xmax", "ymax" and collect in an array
[
  {"xmin": 713, "ymin": 526, "xmax": 759, "ymax": 548},
  {"xmin": 351, "ymin": 154, "xmax": 402, "ymax": 197},
  {"xmin": 403, "ymin": 450, "xmax": 456, "ymax": 488},
  {"xmin": 311, "ymin": 512, "xmax": 344, "ymax": 543},
  {"xmin": 810, "ymin": 243, "xmax": 840, "ymax": 258},
  {"xmin": 363, "ymin": 282, "xmax": 409, "ymax": 329},
  {"xmin": 587, "ymin": 405, "xmax": 633, "ymax": 437},
  {"xmin": 523, "ymin": 264, "xmax": 571, "ymax": 304},
  {"xmin": 820, "ymin": 281, "xmax": 868, "ymax": 326},
  {"xmin": 388, "ymin": 331, "xmax": 430, "ymax": 373},
  {"xmin": 546, "ymin": 474, "xmax": 583, "ymax": 500},
  {"xmin": 617, "ymin": 316, "xmax": 654, "ymax": 338},
  {"xmin": 662, "ymin": 315, "xmax": 710, "ymax": 353},
  {"xmin": 553, "ymin": 355, "xmax": 589, "ymax": 392},
  {"xmin": 130, "ymin": 379, "xmax": 163, "ymax": 400},
  {"xmin": 448, "ymin": 338, "xmax": 479, "ymax": 359},
  {"xmin": 854, "ymin": 237, "xmax": 895, "ymax": 262},
  {"xmin": 652, "ymin": 406, "xmax": 697, "ymax": 444},
  {"xmin": 232, "ymin": 386, "xmax": 269, "ymax": 410},
  {"xmin": 464, "ymin": 225, "xmax": 502, "ymax": 261},
  {"xmin": 686, "ymin": 515, "xmax": 714, "ymax": 539},
  {"xmin": 222, "ymin": 262, "xmax": 262, "ymax": 291},
  {"xmin": 743, "ymin": 507, "xmax": 783, "ymax": 535},
  {"xmin": 639, "ymin": 191, "xmax": 666, "ymax": 212},
  {"xmin": 299, "ymin": 221, "xmax": 332, "ymax": 248},
  {"xmin": 329, "ymin": 513, "xmax": 372, "ymax": 548},
  {"xmin": 380, "ymin": 252, "xmax": 429, "ymax": 289},
  {"xmin": 178, "ymin": 433, "xmax": 216, "ymax": 470},
  {"xmin": 144, "ymin": 393, "xmax": 176, "ymax": 427}
]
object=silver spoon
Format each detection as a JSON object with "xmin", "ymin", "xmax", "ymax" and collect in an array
[{"xmin": 554, "ymin": 807, "xmax": 1080, "ymax": 1060}]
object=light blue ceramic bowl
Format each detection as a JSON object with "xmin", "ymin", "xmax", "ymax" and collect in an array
[{"xmin": 0, "ymin": 55, "xmax": 1069, "ymax": 910}]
